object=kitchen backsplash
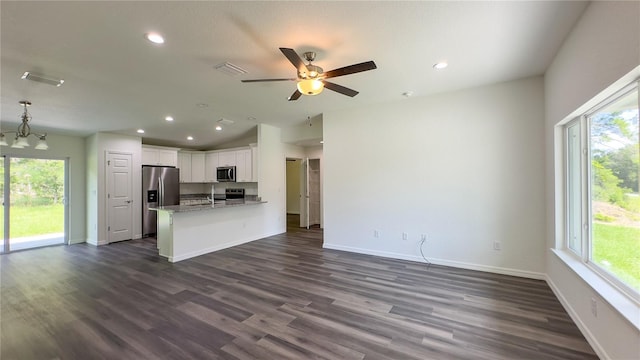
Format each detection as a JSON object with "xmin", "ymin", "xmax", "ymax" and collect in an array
[{"xmin": 179, "ymin": 182, "xmax": 258, "ymax": 196}]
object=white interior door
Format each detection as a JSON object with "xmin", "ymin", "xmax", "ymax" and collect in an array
[
  {"xmin": 107, "ymin": 152, "xmax": 133, "ymax": 243},
  {"xmin": 299, "ymin": 158, "xmax": 310, "ymax": 229}
]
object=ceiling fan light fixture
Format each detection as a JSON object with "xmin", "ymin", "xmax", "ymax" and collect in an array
[{"xmin": 297, "ymin": 79, "xmax": 324, "ymax": 95}]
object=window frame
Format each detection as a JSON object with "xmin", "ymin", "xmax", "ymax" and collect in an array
[{"xmin": 563, "ymin": 81, "xmax": 640, "ymax": 303}]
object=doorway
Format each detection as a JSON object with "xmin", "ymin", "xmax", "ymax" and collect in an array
[
  {"xmin": 1, "ymin": 156, "xmax": 67, "ymax": 252},
  {"xmin": 285, "ymin": 157, "xmax": 321, "ymax": 230}
]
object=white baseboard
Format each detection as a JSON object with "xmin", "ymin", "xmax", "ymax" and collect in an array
[
  {"xmin": 322, "ymin": 243, "xmax": 545, "ymax": 280},
  {"xmin": 545, "ymin": 275, "xmax": 608, "ymax": 360}
]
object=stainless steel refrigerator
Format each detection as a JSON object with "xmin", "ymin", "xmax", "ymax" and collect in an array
[{"xmin": 142, "ymin": 166, "xmax": 180, "ymax": 237}]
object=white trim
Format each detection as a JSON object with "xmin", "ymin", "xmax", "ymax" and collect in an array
[
  {"xmin": 552, "ymin": 249, "xmax": 640, "ymax": 331},
  {"xmin": 68, "ymin": 237, "xmax": 85, "ymax": 245},
  {"xmin": 323, "ymin": 243, "xmax": 546, "ymax": 280},
  {"xmin": 545, "ymin": 271, "xmax": 609, "ymax": 360},
  {"xmin": 559, "ymin": 78, "xmax": 640, "ymax": 302}
]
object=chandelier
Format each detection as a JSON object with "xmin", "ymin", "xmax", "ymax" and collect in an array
[{"xmin": 0, "ymin": 100, "xmax": 48, "ymax": 150}]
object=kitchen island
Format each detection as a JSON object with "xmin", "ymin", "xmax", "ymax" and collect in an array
[{"xmin": 150, "ymin": 199, "xmax": 267, "ymax": 262}]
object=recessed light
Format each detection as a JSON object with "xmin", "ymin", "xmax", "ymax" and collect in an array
[
  {"xmin": 402, "ymin": 91, "xmax": 414, "ymax": 98},
  {"xmin": 165, "ymin": 116, "xmax": 174, "ymax": 122},
  {"xmin": 433, "ymin": 62, "xmax": 448, "ymax": 70},
  {"xmin": 215, "ymin": 125, "xmax": 223, "ymax": 131},
  {"xmin": 187, "ymin": 136, "xmax": 194, "ymax": 141},
  {"xmin": 247, "ymin": 116, "xmax": 256, "ymax": 121},
  {"xmin": 196, "ymin": 103, "xmax": 208, "ymax": 108},
  {"xmin": 145, "ymin": 32, "xmax": 165, "ymax": 44},
  {"xmin": 137, "ymin": 129, "xmax": 145, "ymax": 134},
  {"xmin": 320, "ymin": 140, "xmax": 324, "ymax": 144}
]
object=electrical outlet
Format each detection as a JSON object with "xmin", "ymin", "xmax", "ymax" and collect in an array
[
  {"xmin": 421, "ymin": 234, "xmax": 427, "ymax": 242},
  {"xmin": 591, "ymin": 298, "xmax": 597, "ymax": 317},
  {"xmin": 493, "ymin": 241, "xmax": 501, "ymax": 251},
  {"xmin": 402, "ymin": 232, "xmax": 408, "ymax": 241},
  {"xmin": 374, "ymin": 230, "xmax": 380, "ymax": 238}
]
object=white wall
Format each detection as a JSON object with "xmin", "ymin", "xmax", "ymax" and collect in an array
[
  {"xmin": 257, "ymin": 124, "xmax": 287, "ymax": 236},
  {"xmin": 324, "ymin": 76, "xmax": 546, "ymax": 279},
  {"xmin": 0, "ymin": 133, "xmax": 86, "ymax": 244},
  {"xmin": 281, "ymin": 114, "xmax": 323, "ymax": 144},
  {"xmin": 544, "ymin": 2, "xmax": 640, "ymax": 359},
  {"xmin": 86, "ymin": 132, "xmax": 142, "ymax": 245}
]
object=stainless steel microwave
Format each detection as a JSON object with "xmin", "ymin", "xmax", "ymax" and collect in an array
[{"xmin": 216, "ymin": 166, "xmax": 236, "ymax": 182}]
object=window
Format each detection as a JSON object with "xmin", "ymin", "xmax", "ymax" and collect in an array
[{"xmin": 565, "ymin": 82, "xmax": 639, "ymax": 299}]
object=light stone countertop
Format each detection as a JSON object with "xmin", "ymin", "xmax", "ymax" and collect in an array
[{"xmin": 150, "ymin": 199, "xmax": 266, "ymax": 213}]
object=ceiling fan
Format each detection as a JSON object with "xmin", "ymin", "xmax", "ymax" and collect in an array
[{"xmin": 241, "ymin": 48, "xmax": 377, "ymax": 101}]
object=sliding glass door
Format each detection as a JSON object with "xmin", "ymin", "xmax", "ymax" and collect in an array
[{"xmin": 1, "ymin": 156, "xmax": 66, "ymax": 252}]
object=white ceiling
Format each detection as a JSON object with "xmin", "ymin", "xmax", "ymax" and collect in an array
[{"xmin": 0, "ymin": 1, "xmax": 588, "ymax": 150}]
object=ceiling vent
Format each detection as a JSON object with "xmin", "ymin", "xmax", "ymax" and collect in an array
[
  {"xmin": 214, "ymin": 62, "xmax": 247, "ymax": 76},
  {"xmin": 218, "ymin": 118, "xmax": 234, "ymax": 125},
  {"xmin": 21, "ymin": 72, "xmax": 64, "ymax": 87}
]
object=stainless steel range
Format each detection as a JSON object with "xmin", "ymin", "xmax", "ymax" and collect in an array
[{"xmin": 225, "ymin": 188, "xmax": 245, "ymax": 200}]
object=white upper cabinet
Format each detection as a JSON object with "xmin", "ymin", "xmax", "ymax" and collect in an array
[
  {"xmin": 177, "ymin": 152, "xmax": 192, "ymax": 183},
  {"xmin": 218, "ymin": 151, "xmax": 236, "ymax": 167},
  {"xmin": 142, "ymin": 145, "xmax": 178, "ymax": 167},
  {"xmin": 191, "ymin": 153, "xmax": 205, "ymax": 183},
  {"xmin": 250, "ymin": 143, "xmax": 258, "ymax": 182},
  {"xmin": 178, "ymin": 151, "xmax": 206, "ymax": 183},
  {"xmin": 176, "ymin": 146, "xmax": 257, "ymax": 183},
  {"xmin": 205, "ymin": 152, "xmax": 219, "ymax": 182},
  {"xmin": 235, "ymin": 148, "xmax": 252, "ymax": 182}
]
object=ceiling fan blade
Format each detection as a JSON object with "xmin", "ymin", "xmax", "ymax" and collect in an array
[
  {"xmin": 280, "ymin": 47, "xmax": 308, "ymax": 73},
  {"xmin": 241, "ymin": 78, "xmax": 296, "ymax": 83},
  {"xmin": 323, "ymin": 81, "xmax": 359, "ymax": 97},
  {"xmin": 288, "ymin": 89, "xmax": 302, "ymax": 101},
  {"xmin": 323, "ymin": 61, "xmax": 377, "ymax": 79}
]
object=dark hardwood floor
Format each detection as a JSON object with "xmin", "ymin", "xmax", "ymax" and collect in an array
[{"xmin": 1, "ymin": 215, "xmax": 597, "ymax": 359}]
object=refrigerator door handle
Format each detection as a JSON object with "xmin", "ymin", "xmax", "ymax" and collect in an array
[{"xmin": 159, "ymin": 178, "xmax": 164, "ymax": 206}]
